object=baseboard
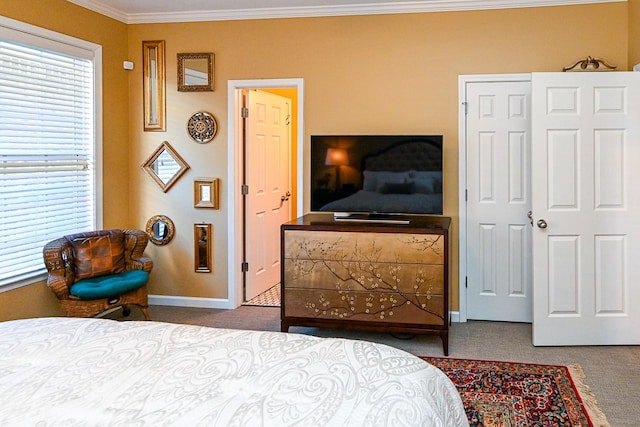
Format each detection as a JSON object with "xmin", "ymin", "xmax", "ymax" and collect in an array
[
  {"xmin": 148, "ymin": 294, "xmax": 232, "ymax": 309},
  {"xmin": 148, "ymin": 296, "xmax": 462, "ymax": 322}
]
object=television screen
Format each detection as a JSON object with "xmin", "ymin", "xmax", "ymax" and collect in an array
[{"xmin": 310, "ymin": 135, "xmax": 443, "ymax": 216}]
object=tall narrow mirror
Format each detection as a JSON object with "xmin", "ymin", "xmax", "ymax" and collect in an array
[
  {"xmin": 178, "ymin": 53, "xmax": 214, "ymax": 92},
  {"xmin": 141, "ymin": 141, "xmax": 190, "ymax": 192},
  {"xmin": 194, "ymin": 223, "xmax": 212, "ymax": 273},
  {"xmin": 143, "ymin": 40, "xmax": 166, "ymax": 131}
]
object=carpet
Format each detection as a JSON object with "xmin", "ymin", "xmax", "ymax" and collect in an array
[
  {"xmin": 242, "ymin": 284, "xmax": 281, "ymax": 307},
  {"xmin": 422, "ymin": 357, "xmax": 610, "ymax": 427}
]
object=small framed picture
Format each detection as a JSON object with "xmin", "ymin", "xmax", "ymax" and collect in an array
[{"xmin": 194, "ymin": 177, "xmax": 220, "ymax": 209}]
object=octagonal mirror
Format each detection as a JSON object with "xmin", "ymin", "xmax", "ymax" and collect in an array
[{"xmin": 141, "ymin": 141, "xmax": 190, "ymax": 192}]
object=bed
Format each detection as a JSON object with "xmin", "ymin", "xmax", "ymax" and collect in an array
[
  {"xmin": 0, "ymin": 317, "xmax": 469, "ymax": 426},
  {"xmin": 319, "ymin": 140, "xmax": 443, "ymax": 215}
]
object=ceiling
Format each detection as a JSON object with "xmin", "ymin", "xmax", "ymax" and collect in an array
[{"xmin": 65, "ymin": 0, "xmax": 616, "ymax": 24}]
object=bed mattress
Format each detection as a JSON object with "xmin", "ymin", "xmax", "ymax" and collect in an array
[{"xmin": 0, "ymin": 317, "xmax": 468, "ymax": 426}]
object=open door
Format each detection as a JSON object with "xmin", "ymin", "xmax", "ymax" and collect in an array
[
  {"xmin": 244, "ymin": 90, "xmax": 292, "ymax": 301},
  {"xmin": 531, "ymin": 72, "xmax": 640, "ymax": 345}
]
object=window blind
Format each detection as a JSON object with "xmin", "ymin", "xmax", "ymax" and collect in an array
[{"xmin": 0, "ymin": 38, "xmax": 95, "ymax": 287}]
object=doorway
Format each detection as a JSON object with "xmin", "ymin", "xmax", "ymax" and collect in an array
[{"xmin": 227, "ymin": 78, "xmax": 304, "ymax": 308}]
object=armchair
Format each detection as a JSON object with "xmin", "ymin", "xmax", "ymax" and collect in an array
[{"xmin": 43, "ymin": 229, "xmax": 153, "ymax": 320}]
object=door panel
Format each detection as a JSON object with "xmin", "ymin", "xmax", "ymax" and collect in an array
[
  {"xmin": 245, "ymin": 90, "xmax": 291, "ymax": 301},
  {"xmin": 531, "ymin": 72, "xmax": 640, "ymax": 345},
  {"xmin": 465, "ymin": 80, "xmax": 532, "ymax": 322}
]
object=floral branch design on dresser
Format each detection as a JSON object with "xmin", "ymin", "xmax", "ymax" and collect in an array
[{"xmin": 286, "ymin": 233, "xmax": 445, "ymax": 322}]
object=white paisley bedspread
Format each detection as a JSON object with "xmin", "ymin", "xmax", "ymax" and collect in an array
[{"xmin": 0, "ymin": 317, "xmax": 469, "ymax": 427}]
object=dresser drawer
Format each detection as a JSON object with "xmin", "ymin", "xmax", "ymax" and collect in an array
[{"xmin": 284, "ymin": 288, "xmax": 445, "ymax": 325}]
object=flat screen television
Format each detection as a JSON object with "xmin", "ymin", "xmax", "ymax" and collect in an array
[{"xmin": 310, "ymin": 135, "xmax": 443, "ymax": 218}]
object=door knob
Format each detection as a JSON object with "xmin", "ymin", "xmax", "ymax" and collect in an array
[
  {"xmin": 537, "ymin": 219, "xmax": 548, "ymax": 229},
  {"xmin": 527, "ymin": 211, "xmax": 533, "ymax": 226},
  {"xmin": 280, "ymin": 191, "xmax": 291, "ymax": 202}
]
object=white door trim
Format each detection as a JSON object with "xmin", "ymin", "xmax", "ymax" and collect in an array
[
  {"xmin": 227, "ymin": 78, "xmax": 305, "ymax": 309},
  {"xmin": 458, "ymin": 73, "xmax": 531, "ymax": 322}
]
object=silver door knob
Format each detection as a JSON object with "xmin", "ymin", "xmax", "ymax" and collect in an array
[{"xmin": 537, "ymin": 219, "xmax": 548, "ymax": 229}]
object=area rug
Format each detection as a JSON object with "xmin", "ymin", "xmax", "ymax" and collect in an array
[
  {"xmin": 242, "ymin": 284, "xmax": 280, "ymax": 307},
  {"xmin": 421, "ymin": 357, "xmax": 610, "ymax": 427}
]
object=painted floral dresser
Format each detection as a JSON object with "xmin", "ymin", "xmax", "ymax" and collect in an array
[{"xmin": 281, "ymin": 213, "xmax": 451, "ymax": 355}]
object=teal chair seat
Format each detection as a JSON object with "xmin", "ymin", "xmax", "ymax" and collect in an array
[{"xmin": 70, "ymin": 270, "xmax": 149, "ymax": 300}]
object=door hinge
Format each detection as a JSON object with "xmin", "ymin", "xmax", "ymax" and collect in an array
[
  {"xmin": 465, "ymin": 276, "xmax": 468, "ymax": 288},
  {"xmin": 241, "ymin": 184, "xmax": 249, "ymax": 195},
  {"xmin": 241, "ymin": 262, "xmax": 249, "ymax": 273},
  {"xmin": 241, "ymin": 107, "xmax": 249, "ymax": 118},
  {"xmin": 465, "ymin": 189, "xmax": 468, "ymax": 202},
  {"xmin": 462, "ymin": 101, "xmax": 468, "ymax": 115}
]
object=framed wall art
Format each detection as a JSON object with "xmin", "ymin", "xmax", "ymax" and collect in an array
[
  {"xmin": 143, "ymin": 40, "xmax": 166, "ymax": 131},
  {"xmin": 194, "ymin": 177, "xmax": 220, "ymax": 209},
  {"xmin": 177, "ymin": 52, "xmax": 214, "ymax": 92},
  {"xmin": 194, "ymin": 223, "xmax": 212, "ymax": 273}
]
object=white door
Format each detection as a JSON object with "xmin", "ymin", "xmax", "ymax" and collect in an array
[
  {"xmin": 532, "ymin": 72, "xmax": 640, "ymax": 345},
  {"xmin": 465, "ymin": 80, "xmax": 533, "ymax": 322},
  {"xmin": 245, "ymin": 90, "xmax": 292, "ymax": 301}
]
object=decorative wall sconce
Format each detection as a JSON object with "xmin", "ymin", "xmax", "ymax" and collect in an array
[
  {"xmin": 141, "ymin": 141, "xmax": 190, "ymax": 192},
  {"xmin": 143, "ymin": 40, "xmax": 166, "ymax": 131},
  {"xmin": 177, "ymin": 52, "xmax": 214, "ymax": 92},
  {"xmin": 194, "ymin": 223, "xmax": 212, "ymax": 273},
  {"xmin": 194, "ymin": 177, "xmax": 220, "ymax": 209}
]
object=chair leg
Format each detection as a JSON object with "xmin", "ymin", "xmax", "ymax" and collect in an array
[{"xmin": 140, "ymin": 306, "xmax": 151, "ymax": 321}]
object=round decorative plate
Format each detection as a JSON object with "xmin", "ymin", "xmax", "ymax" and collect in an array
[{"xmin": 187, "ymin": 111, "xmax": 217, "ymax": 143}]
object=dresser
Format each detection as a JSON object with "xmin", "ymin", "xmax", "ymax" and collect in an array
[{"xmin": 281, "ymin": 213, "xmax": 451, "ymax": 355}]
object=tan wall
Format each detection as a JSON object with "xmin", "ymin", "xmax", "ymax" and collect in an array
[
  {"xmin": 0, "ymin": 0, "xmax": 129, "ymax": 320},
  {"xmin": 0, "ymin": 1, "xmax": 630, "ymax": 319},
  {"xmin": 127, "ymin": 3, "xmax": 627, "ymax": 308},
  {"xmin": 631, "ymin": 0, "xmax": 640, "ymax": 68}
]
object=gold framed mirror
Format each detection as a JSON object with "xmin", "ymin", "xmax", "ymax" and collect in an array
[
  {"xmin": 143, "ymin": 40, "xmax": 166, "ymax": 131},
  {"xmin": 194, "ymin": 223, "xmax": 212, "ymax": 273},
  {"xmin": 141, "ymin": 141, "xmax": 190, "ymax": 192},
  {"xmin": 177, "ymin": 53, "xmax": 214, "ymax": 92},
  {"xmin": 194, "ymin": 177, "xmax": 220, "ymax": 209},
  {"xmin": 146, "ymin": 215, "xmax": 175, "ymax": 246}
]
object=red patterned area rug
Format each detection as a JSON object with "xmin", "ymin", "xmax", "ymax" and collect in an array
[{"xmin": 421, "ymin": 357, "xmax": 610, "ymax": 427}]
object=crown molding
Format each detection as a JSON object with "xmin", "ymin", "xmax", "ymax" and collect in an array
[{"xmin": 66, "ymin": 0, "xmax": 625, "ymax": 24}]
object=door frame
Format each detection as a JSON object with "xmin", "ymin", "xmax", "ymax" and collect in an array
[
  {"xmin": 227, "ymin": 78, "xmax": 305, "ymax": 309},
  {"xmin": 458, "ymin": 73, "xmax": 531, "ymax": 322}
]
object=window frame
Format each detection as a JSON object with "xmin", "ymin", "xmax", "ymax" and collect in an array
[{"xmin": 0, "ymin": 16, "xmax": 103, "ymax": 292}]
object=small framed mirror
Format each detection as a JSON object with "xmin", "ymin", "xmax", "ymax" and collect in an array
[
  {"xmin": 141, "ymin": 141, "xmax": 190, "ymax": 192},
  {"xmin": 178, "ymin": 53, "xmax": 214, "ymax": 92},
  {"xmin": 143, "ymin": 40, "xmax": 166, "ymax": 131},
  {"xmin": 194, "ymin": 223, "xmax": 212, "ymax": 273},
  {"xmin": 194, "ymin": 177, "xmax": 220, "ymax": 209},
  {"xmin": 146, "ymin": 215, "xmax": 175, "ymax": 246}
]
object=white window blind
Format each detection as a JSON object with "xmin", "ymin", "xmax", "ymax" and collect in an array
[{"xmin": 0, "ymin": 33, "xmax": 96, "ymax": 288}]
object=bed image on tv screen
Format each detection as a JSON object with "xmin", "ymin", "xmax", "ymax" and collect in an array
[{"xmin": 310, "ymin": 135, "xmax": 443, "ymax": 216}]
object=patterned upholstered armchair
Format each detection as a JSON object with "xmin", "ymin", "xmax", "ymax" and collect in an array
[{"xmin": 43, "ymin": 229, "xmax": 153, "ymax": 320}]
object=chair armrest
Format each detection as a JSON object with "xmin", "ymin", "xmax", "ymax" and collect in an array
[
  {"xmin": 43, "ymin": 237, "xmax": 74, "ymax": 299},
  {"xmin": 124, "ymin": 229, "xmax": 153, "ymax": 273},
  {"xmin": 129, "ymin": 256, "xmax": 154, "ymax": 272}
]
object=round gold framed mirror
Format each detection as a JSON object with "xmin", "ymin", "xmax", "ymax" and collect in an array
[{"xmin": 146, "ymin": 214, "xmax": 175, "ymax": 246}]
